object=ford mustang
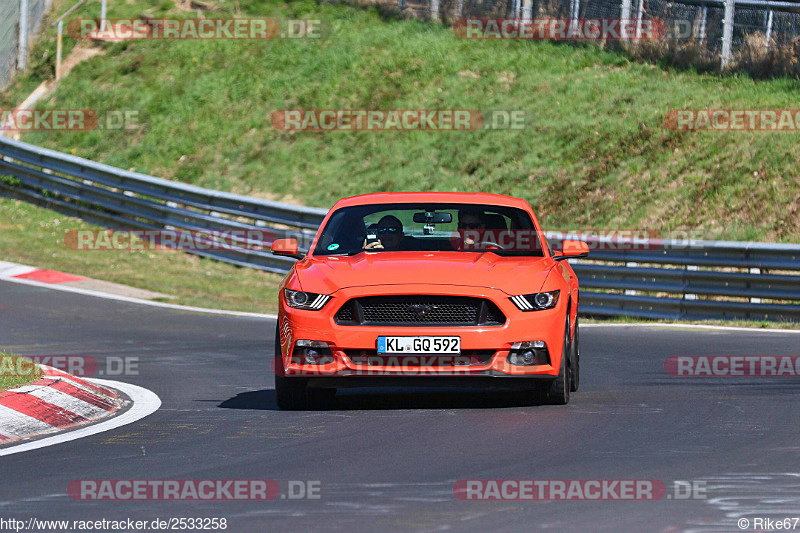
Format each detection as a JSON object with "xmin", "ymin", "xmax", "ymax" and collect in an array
[{"xmin": 271, "ymin": 192, "xmax": 588, "ymax": 409}]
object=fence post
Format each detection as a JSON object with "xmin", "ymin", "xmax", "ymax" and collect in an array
[
  {"xmin": 765, "ymin": 9, "xmax": 773, "ymax": 51},
  {"xmin": 18, "ymin": 0, "xmax": 29, "ymax": 71},
  {"xmin": 721, "ymin": 0, "xmax": 734, "ymax": 68},
  {"xmin": 698, "ymin": 5, "xmax": 707, "ymax": 45},
  {"xmin": 634, "ymin": 0, "xmax": 644, "ymax": 40},
  {"xmin": 522, "ymin": 0, "xmax": 532, "ymax": 19},
  {"xmin": 100, "ymin": 0, "xmax": 107, "ymax": 32},
  {"xmin": 56, "ymin": 20, "xmax": 63, "ymax": 80},
  {"xmin": 570, "ymin": 0, "xmax": 580, "ymax": 35},
  {"xmin": 620, "ymin": 0, "xmax": 631, "ymax": 38},
  {"xmin": 430, "ymin": 0, "xmax": 440, "ymax": 21}
]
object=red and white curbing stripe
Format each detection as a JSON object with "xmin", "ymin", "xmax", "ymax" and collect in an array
[
  {"xmin": 0, "ymin": 365, "xmax": 123, "ymax": 445},
  {"xmin": 0, "ymin": 262, "xmax": 86, "ymax": 284}
]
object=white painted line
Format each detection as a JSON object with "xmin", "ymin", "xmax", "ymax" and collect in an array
[
  {"xmin": 0, "ymin": 275, "xmax": 276, "ymax": 319},
  {"xmin": 0, "ymin": 265, "xmax": 38, "ymax": 278},
  {"xmin": 581, "ymin": 323, "xmax": 800, "ymax": 333},
  {"xmin": 0, "ymin": 404, "xmax": 54, "ymax": 436},
  {"xmin": 25, "ymin": 387, "xmax": 106, "ymax": 420},
  {"xmin": 0, "ymin": 261, "xmax": 797, "ymax": 332},
  {"xmin": 0, "ymin": 379, "xmax": 161, "ymax": 457}
]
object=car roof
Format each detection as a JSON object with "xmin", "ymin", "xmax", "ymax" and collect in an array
[{"xmin": 332, "ymin": 192, "xmax": 531, "ymax": 210}]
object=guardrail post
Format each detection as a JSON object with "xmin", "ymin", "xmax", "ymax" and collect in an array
[
  {"xmin": 749, "ymin": 267, "xmax": 762, "ymax": 303},
  {"xmin": 684, "ymin": 265, "xmax": 698, "ymax": 300},
  {"xmin": 624, "ymin": 262, "xmax": 638, "ymax": 295}
]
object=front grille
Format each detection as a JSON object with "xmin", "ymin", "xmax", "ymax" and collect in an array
[
  {"xmin": 343, "ymin": 350, "xmax": 496, "ymax": 366},
  {"xmin": 334, "ymin": 296, "xmax": 506, "ymax": 327}
]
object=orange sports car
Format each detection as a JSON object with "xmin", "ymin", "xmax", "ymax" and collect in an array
[{"xmin": 271, "ymin": 192, "xmax": 589, "ymax": 409}]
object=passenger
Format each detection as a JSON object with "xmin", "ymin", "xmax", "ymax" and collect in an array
[{"xmin": 364, "ymin": 215, "xmax": 405, "ymax": 250}]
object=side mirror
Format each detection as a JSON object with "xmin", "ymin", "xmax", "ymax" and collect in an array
[
  {"xmin": 554, "ymin": 240, "xmax": 589, "ymax": 260},
  {"xmin": 271, "ymin": 238, "xmax": 303, "ymax": 259}
]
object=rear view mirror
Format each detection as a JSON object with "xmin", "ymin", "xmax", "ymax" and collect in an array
[{"xmin": 413, "ymin": 211, "xmax": 452, "ymax": 224}]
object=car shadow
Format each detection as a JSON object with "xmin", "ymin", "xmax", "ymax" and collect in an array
[{"xmin": 218, "ymin": 388, "xmax": 545, "ymax": 411}]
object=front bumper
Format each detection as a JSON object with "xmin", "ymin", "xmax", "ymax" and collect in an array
[{"xmin": 277, "ymin": 284, "xmax": 567, "ymax": 380}]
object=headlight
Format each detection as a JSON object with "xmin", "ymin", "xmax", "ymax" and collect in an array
[
  {"xmin": 510, "ymin": 290, "xmax": 560, "ymax": 311},
  {"xmin": 284, "ymin": 289, "xmax": 331, "ymax": 310}
]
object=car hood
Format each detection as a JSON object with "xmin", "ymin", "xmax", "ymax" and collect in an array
[{"xmin": 294, "ymin": 252, "xmax": 554, "ymax": 296}]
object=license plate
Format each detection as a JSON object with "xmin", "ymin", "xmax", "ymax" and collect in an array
[{"xmin": 377, "ymin": 336, "xmax": 461, "ymax": 354}]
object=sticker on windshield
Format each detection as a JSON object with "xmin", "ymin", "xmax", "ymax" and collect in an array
[{"xmin": 327, "ymin": 243, "xmax": 340, "ymax": 251}]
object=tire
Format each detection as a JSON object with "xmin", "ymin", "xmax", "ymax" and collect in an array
[
  {"xmin": 538, "ymin": 320, "xmax": 570, "ymax": 405},
  {"xmin": 569, "ymin": 315, "xmax": 580, "ymax": 392},
  {"xmin": 274, "ymin": 325, "xmax": 335, "ymax": 411},
  {"xmin": 275, "ymin": 374, "xmax": 310, "ymax": 411}
]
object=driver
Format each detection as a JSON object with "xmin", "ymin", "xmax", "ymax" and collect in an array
[
  {"xmin": 364, "ymin": 215, "xmax": 405, "ymax": 250},
  {"xmin": 456, "ymin": 208, "xmax": 487, "ymax": 249}
]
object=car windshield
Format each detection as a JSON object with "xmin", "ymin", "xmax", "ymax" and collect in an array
[{"xmin": 312, "ymin": 203, "xmax": 545, "ymax": 256}]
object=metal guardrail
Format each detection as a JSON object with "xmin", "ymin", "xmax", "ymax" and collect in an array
[
  {"xmin": 0, "ymin": 136, "xmax": 326, "ymax": 273},
  {"xmin": 1, "ymin": 136, "xmax": 799, "ymax": 322},
  {"xmin": 565, "ymin": 242, "xmax": 800, "ymax": 321}
]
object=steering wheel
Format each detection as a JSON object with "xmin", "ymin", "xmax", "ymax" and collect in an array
[{"xmin": 476, "ymin": 239, "xmax": 508, "ymax": 250}]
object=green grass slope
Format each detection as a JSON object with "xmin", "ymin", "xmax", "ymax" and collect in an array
[{"xmin": 2, "ymin": 0, "xmax": 800, "ymax": 242}]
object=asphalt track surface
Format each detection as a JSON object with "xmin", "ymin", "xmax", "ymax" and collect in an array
[{"xmin": 1, "ymin": 279, "xmax": 799, "ymax": 532}]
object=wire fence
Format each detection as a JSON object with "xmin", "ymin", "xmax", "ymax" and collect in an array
[
  {"xmin": 367, "ymin": 0, "xmax": 800, "ymax": 71},
  {"xmin": 0, "ymin": 0, "xmax": 52, "ymax": 89}
]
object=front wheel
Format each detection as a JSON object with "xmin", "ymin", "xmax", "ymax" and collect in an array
[
  {"xmin": 570, "ymin": 315, "xmax": 580, "ymax": 392},
  {"xmin": 538, "ymin": 320, "xmax": 570, "ymax": 405},
  {"xmin": 275, "ymin": 374, "xmax": 309, "ymax": 410},
  {"xmin": 274, "ymin": 325, "xmax": 336, "ymax": 410}
]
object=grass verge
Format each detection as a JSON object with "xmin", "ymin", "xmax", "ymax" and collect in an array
[
  {"xmin": 0, "ymin": 197, "xmax": 283, "ymax": 314},
  {"xmin": 0, "ymin": 354, "xmax": 43, "ymax": 392}
]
